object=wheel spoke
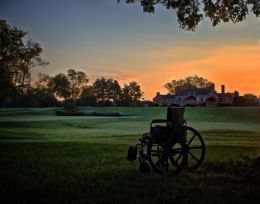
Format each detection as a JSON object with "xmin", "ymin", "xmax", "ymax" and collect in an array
[
  {"xmin": 148, "ymin": 135, "xmax": 196, "ymax": 174},
  {"xmin": 155, "ymin": 156, "xmax": 164, "ymax": 167},
  {"xmin": 180, "ymin": 127, "xmax": 205, "ymax": 170},
  {"xmin": 188, "ymin": 151, "xmax": 199, "ymax": 162},
  {"xmin": 170, "ymin": 154, "xmax": 182, "ymax": 167},
  {"xmin": 175, "ymin": 152, "xmax": 183, "ymax": 163},
  {"xmin": 150, "ymin": 149, "xmax": 163, "ymax": 152},
  {"xmin": 166, "ymin": 159, "xmax": 169, "ymax": 173},
  {"xmin": 171, "ymin": 149, "xmax": 183, "ymax": 154},
  {"xmin": 187, "ymin": 133, "xmax": 197, "ymax": 146},
  {"xmin": 188, "ymin": 146, "xmax": 202, "ymax": 150},
  {"xmin": 150, "ymin": 153, "xmax": 163, "ymax": 157},
  {"xmin": 172, "ymin": 147, "xmax": 183, "ymax": 151}
]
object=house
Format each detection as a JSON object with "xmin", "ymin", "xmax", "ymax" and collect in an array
[
  {"xmin": 217, "ymin": 85, "xmax": 238, "ymax": 106},
  {"xmin": 175, "ymin": 88, "xmax": 217, "ymax": 106},
  {"xmin": 205, "ymin": 92, "xmax": 219, "ymax": 107},
  {"xmin": 258, "ymin": 98, "xmax": 260, "ymax": 106},
  {"xmin": 153, "ymin": 92, "xmax": 177, "ymax": 107},
  {"xmin": 153, "ymin": 85, "xmax": 238, "ymax": 107},
  {"xmin": 153, "ymin": 88, "xmax": 217, "ymax": 107}
]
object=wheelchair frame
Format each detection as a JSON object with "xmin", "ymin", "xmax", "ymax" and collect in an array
[{"xmin": 127, "ymin": 107, "xmax": 206, "ymax": 175}]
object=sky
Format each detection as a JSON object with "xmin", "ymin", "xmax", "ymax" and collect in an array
[{"xmin": 1, "ymin": 0, "xmax": 260, "ymax": 100}]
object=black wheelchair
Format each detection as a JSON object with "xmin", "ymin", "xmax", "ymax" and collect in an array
[{"xmin": 127, "ymin": 107, "xmax": 205, "ymax": 175}]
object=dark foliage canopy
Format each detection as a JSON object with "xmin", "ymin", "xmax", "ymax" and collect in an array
[
  {"xmin": 165, "ymin": 75, "xmax": 215, "ymax": 94},
  {"xmin": 118, "ymin": 0, "xmax": 260, "ymax": 30},
  {"xmin": 0, "ymin": 19, "xmax": 48, "ymax": 107}
]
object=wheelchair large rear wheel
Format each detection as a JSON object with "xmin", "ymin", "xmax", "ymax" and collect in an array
[
  {"xmin": 185, "ymin": 126, "xmax": 206, "ymax": 169},
  {"xmin": 147, "ymin": 139, "xmax": 187, "ymax": 175}
]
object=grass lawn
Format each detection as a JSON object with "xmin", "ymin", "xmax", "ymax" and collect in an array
[{"xmin": 0, "ymin": 107, "xmax": 260, "ymax": 203}]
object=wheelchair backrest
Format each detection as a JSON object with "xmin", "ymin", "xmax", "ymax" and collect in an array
[{"xmin": 167, "ymin": 107, "xmax": 185, "ymax": 137}]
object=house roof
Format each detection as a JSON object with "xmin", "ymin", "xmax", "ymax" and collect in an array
[
  {"xmin": 217, "ymin": 92, "xmax": 235, "ymax": 97},
  {"xmin": 153, "ymin": 88, "xmax": 216, "ymax": 101},
  {"xmin": 176, "ymin": 88, "xmax": 214, "ymax": 96},
  {"xmin": 154, "ymin": 94, "xmax": 175, "ymax": 100}
]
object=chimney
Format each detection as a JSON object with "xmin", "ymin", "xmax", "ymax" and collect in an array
[
  {"xmin": 221, "ymin": 85, "xmax": 225, "ymax": 94},
  {"xmin": 156, "ymin": 92, "xmax": 160, "ymax": 96}
]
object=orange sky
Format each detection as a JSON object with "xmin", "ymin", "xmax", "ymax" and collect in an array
[
  {"xmin": 43, "ymin": 43, "xmax": 260, "ymax": 101},
  {"xmin": 130, "ymin": 44, "xmax": 260, "ymax": 100}
]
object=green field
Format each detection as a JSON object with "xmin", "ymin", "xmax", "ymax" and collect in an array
[{"xmin": 0, "ymin": 107, "xmax": 260, "ymax": 203}]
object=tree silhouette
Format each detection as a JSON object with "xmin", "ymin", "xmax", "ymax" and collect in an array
[
  {"xmin": 93, "ymin": 77, "xmax": 121, "ymax": 106},
  {"xmin": 51, "ymin": 73, "xmax": 71, "ymax": 101},
  {"xmin": 121, "ymin": 81, "xmax": 144, "ymax": 106},
  {"xmin": 165, "ymin": 75, "xmax": 214, "ymax": 94},
  {"xmin": 118, "ymin": 0, "xmax": 260, "ymax": 30},
  {"xmin": 77, "ymin": 85, "xmax": 97, "ymax": 106},
  {"xmin": 0, "ymin": 20, "xmax": 48, "ymax": 107},
  {"xmin": 67, "ymin": 69, "xmax": 89, "ymax": 102}
]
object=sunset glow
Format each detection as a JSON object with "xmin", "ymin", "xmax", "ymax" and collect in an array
[
  {"xmin": 136, "ymin": 44, "xmax": 260, "ymax": 99},
  {"xmin": 1, "ymin": 0, "xmax": 259, "ymax": 100}
]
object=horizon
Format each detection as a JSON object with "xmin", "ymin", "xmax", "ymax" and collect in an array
[{"xmin": 1, "ymin": 0, "xmax": 259, "ymax": 100}]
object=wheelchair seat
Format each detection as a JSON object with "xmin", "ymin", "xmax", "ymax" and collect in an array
[{"xmin": 150, "ymin": 107, "xmax": 185, "ymax": 140}]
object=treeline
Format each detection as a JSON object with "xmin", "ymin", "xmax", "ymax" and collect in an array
[
  {"xmin": 3, "ymin": 69, "xmax": 144, "ymax": 108},
  {"xmin": 1, "ymin": 19, "xmax": 145, "ymax": 108},
  {"xmin": 232, "ymin": 94, "xmax": 259, "ymax": 107}
]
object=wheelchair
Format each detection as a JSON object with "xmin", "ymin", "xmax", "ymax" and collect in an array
[{"xmin": 127, "ymin": 107, "xmax": 205, "ymax": 175}]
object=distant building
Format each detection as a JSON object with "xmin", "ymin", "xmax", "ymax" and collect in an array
[
  {"xmin": 153, "ymin": 85, "xmax": 238, "ymax": 107},
  {"xmin": 175, "ymin": 88, "xmax": 217, "ymax": 106},
  {"xmin": 153, "ymin": 88, "xmax": 217, "ymax": 107},
  {"xmin": 257, "ymin": 98, "xmax": 260, "ymax": 106},
  {"xmin": 141, "ymin": 100, "xmax": 154, "ymax": 107},
  {"xmin": 217, "ymin": 85, "xmax": 238, "ymax": 106},
  {"xmin": 153, "ymin": 92, "xmax": 176, "ymax": 107}
]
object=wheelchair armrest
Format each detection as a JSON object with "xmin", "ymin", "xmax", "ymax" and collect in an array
[
  {"xmin": 151, "ymin": 119, "xmax": 167, "ymax": 123},
  {"xmin": 150, "ymin": 119, "xmax": 171, "ymax": 128}
]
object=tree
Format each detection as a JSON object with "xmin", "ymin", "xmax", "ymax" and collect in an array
[
  {"xmin": 34, "ymin": 73, "xmax": 53, "ymax": 94},
  {"xmin": 233, "ymin": 93, "xmax": 258, "ymax": 107},
  {"xmin": 3, "ymin": 84, "xmax": 58, "ymax": 108},
  {"xmin": 118, "ymin": 0, "xmax": 260, "ymax": 31},
  {"xmin": 120, "ymin": 81, "xmax": 143, "ymax": 106},
  {"xmin": 77, "ymin": 85, "xmax": 97, "ymax": 106},
  {"xmin": 37, "ymin": 69, "xmax": 89, "ymax": 102},
  {"xmin": 243, "ymin": 93, "xmax": 257, "ymax": 100},
  {"xmin": 67, "ymin": 69, "xmax": 89, "ymax": 102},
  {"xmin": 165, "ymin": 75, "xmax": 214, "ymax": 94},
  {"xmin": 3, "ymin": 73, "xmax": 59, "ymax": 108},
  {"xmin": 93, "ymin": 77, "xmax": 121, "ymax": 106},
  {"xmin": 0, "ymin": 19, "xmax": 48, "ymax": 107},
  {"xmin": 51, "ymin": 73, "xmax": 71, "ymax": 101}
]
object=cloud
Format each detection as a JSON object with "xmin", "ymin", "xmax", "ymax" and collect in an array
[{"xmin": 89, "ymin": 69, "xmax": 137, "ymax": 84}]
